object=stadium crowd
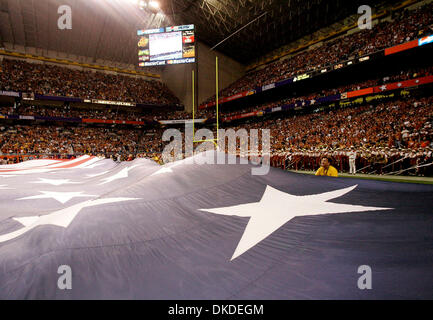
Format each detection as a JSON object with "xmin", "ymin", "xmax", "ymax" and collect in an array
[
  {"xmin": 2, "ymin": 61, "xmax": 428, "ymax": 131},
  {"xmin": 0, "ymin": 59, "xmax": 180, "ymax": 106},
  {"xmin": 3, "ymin": 64, "xmax": 424, "ymax": 124},
  {"xmin": 0, "ymin": 125, "xmax": 140, "ymax": 159},
  {"xmin": 265, "ymin": 96, "xmax": 433, "ymax": 175},
  {"xmin": 0, "ymin": 104, "xmax": 190, "ymax": 122},
  {"xmin": 1, "ymin": 95, "xmax": 432, "ymax": 176},
  {"xmin": 196, "ymin": 65, "xmax": 433, "ymax": 119},
  {"xmin": 202, "ymin": 2, "xmax": 433, "ymax": 105},
  {"xmin": 1, "ymin": 3, "xmax": 432, "ymax": 177}
]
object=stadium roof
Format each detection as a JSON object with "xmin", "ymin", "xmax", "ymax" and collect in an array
[
  {"xmin": 164, "ymin": 0, "xmax": 380, "ymax": 63},
  {"xmin": 0, "ymin": 0, "xmax": 398, "ymax": 66}
]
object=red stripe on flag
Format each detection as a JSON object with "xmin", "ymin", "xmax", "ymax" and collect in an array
[{"xmin": 0, "ymin": 157, "xmax": 95, "ymax": 172}]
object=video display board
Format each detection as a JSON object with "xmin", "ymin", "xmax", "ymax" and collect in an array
[{"xmin": 137, "ymin": 24, "xmax": 195, "ymax": 67}]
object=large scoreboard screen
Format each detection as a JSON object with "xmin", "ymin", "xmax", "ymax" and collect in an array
[{"xmin": 137, "ymin": 24, "xmax": 195, "ymax": 67}]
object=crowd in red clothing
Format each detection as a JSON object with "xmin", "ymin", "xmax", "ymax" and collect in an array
[
  {"xmin": 262, "ymin": 96, "xmax": 432, "ymax": 153},
  {"xmin": 0, "ymin": 125, "xmax": 140, "ymax": 157},
  {"xmin": 265, "ymin": 96, "xmax": 433, "ymax": 175}
]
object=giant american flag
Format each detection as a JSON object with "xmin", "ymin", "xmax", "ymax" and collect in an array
[{"xmin": 0, "ymin": 152, "xmax": 432, "ymax": 299}]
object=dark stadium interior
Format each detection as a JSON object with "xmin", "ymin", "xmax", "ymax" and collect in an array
[
  {"xmin": 0, "ymin": 0, "xmax": 403, "ymax": 64},
  {"xmin": 1, "ymin": 0, "xmax": 433, "ymax": 302}
]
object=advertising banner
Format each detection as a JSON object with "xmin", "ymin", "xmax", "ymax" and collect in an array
[
  {"xmin": 0, "ymin": 91, "xmax": 20, "ymax": 97},
  {"xmin": 385, "ymin": 39, "xmax": 418, "ymax": 56},
  {"xmin": 158, "ymin": 119, "xmax": 206, "ymax": 125}
]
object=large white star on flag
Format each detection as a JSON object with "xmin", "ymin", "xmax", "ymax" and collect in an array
[
  {"xmin": 17, "ymin": 191, "xmax": 97, "ymax": 204},
  {"xmin": 30, "ymin": 178, "xmax": 81, "ymax": 186},
  {"xmin": 199, "ymin": 185, "xmax": 393, "ymax": 261},
  {"xmin": 99, "ymin": 165, "xmax": 139, "ymax": 185},
  {"xmin": 0, "ymin": 197, "xmax": 139, "ymax": 243}
]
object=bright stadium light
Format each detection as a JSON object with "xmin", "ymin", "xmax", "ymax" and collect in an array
[
  {"xmin": 138, "ymin": 0, "xmax": 147, "ymax": 10},
  {"xmin": 149, "ymin": 1, "xmax": 159, "ymax": 9}
]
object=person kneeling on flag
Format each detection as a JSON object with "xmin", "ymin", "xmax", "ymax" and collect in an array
[{"xmin": 315, "ymin": 157, "xmax": 338, "ymax": 177}]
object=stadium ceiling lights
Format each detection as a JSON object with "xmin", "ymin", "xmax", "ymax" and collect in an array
[
  {"xmin": 138, "ymin": 0, "xmax": 159, "ymax": 11},
  {"xmin": 149, "ymin": 1, "xmax": 160, "ymax": 9}
]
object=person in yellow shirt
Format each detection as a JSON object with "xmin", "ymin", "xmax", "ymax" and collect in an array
[{"xmin": 315, "ymin": 157, "xmax": 338, "ymax": 177}]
